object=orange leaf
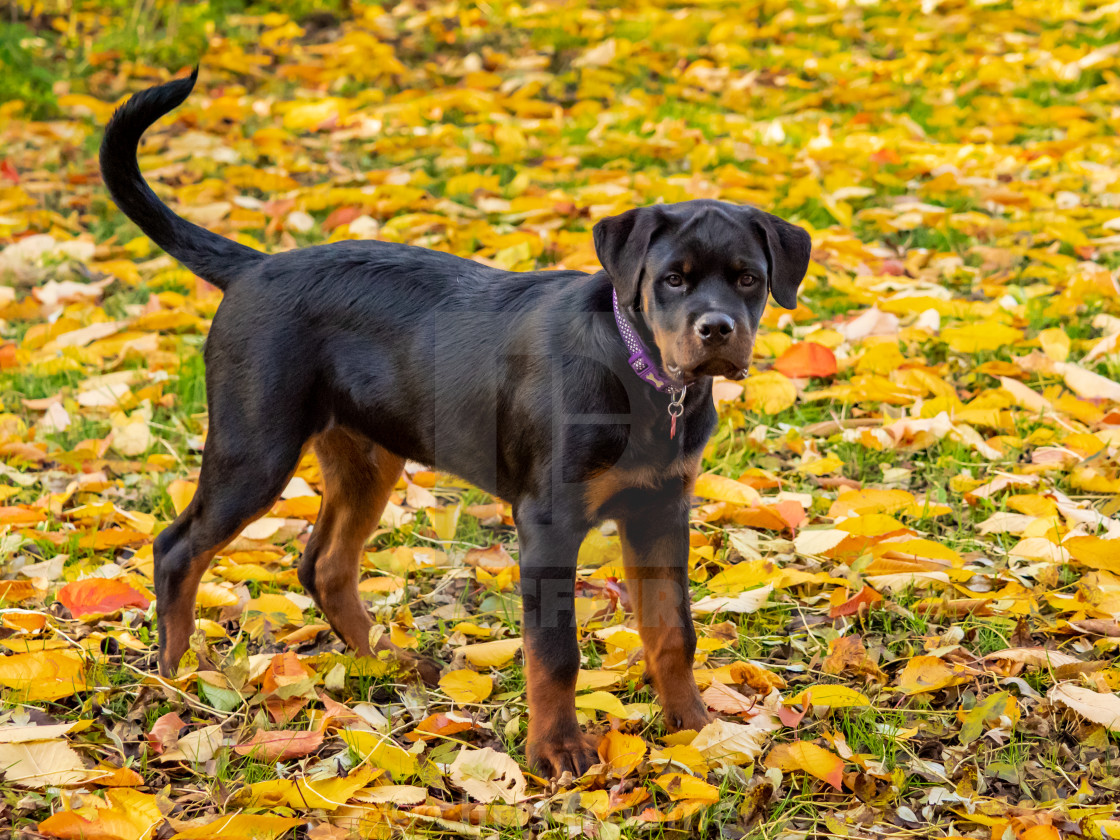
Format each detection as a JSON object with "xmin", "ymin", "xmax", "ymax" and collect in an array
[
  {"xmin": 1019, "ymin": 826, "xmax": 1060, "ymax": 840},
  {"xmin": 56, "ymin": 578, "xmax": 150, "ymax": 620},
  {"xmin": 406, "ymin": 712, "xmax": 476, "ymax": 742},
  {"xmin": 234, "ymin": 727, "xmax": 324, "ymax": 762},
  {"xmin": 0, "ymin": 580, "xmax": 42, "ymax": 604},
  {"xmin": 0, "ymin": 506, "xmax": 46, "ymax": 525},
  {"xmin": 828, "ymin": 585, "xmax": 883, "ymax": 618},
  {"xmin": 261, "ymin": 651, "xmax": 314, "ymax": 694},
  {"xmin": 773, "ymin": 342, "xmax": 837, "ymax": 379},
  {"xmin": 39, "ymin": 810, "xmax": 140, "ymax": 840}
]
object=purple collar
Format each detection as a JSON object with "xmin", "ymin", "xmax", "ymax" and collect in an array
[
  {"xmin": 612, "ymin": 289, "xmax": 688, "ymax": 438},
  {"xmin": 611, "ymin": 289, "xmax": 681, "ymax": 394}
]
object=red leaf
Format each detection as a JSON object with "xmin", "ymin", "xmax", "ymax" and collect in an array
[
  {"xmin": 829, "ymin": 585, "xmax": 883, "ymax": 618},
  {"xmin": 147, "ymin": 712, "xmax": 187, "ymax": 755},
  {"xmin": 0, "ymin": 160, "xmax": 18, "ymax": 183},
  {"xmin": 322, "ymin": 205, "xmax": 363, "ymax": 232},
  {"xmin": 870, "ymin": 149, "xmax": 900, "ymax": 166},
  {"xmin": 234, "ymin": 727, "xmax": 324, "ymax": 762},
  {"xmin": 773, "ymin": 343, "xmax": 837, "ymax": 379},
  {"xmin": 777, "ymin": 703, "xmax": 808, "ymax": 727},
  {"xmin": 775, "ymin": 499, "xmax": 806, "ymax": 530},
  {"xmin": 56, "ymin": 578, "xmax": 150, "ymax": 620}
]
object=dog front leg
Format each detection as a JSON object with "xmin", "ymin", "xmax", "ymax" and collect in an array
[
  {"xmin": 516, "ymin": 502, "xmax": 598, "ymax": 777},
  {"xmin": 617, "ymin": 496, "xmax": 711, "ymax": 733}
]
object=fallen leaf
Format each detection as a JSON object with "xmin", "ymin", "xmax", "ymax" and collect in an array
[
  {"xmin": 448, "ymin": 747, "xmax": 527, "ymax": 804},
  {"xmin": 233, "ymin": 727, "xmax": 324, "ymax": 762},
  {"xmin": 439, "ymin": 669, "xmax": 493, "ymax": 704},
  {"xmin": 55, "ymin": 578, "xmax": 150, "ymax": 620},
  {"xmin": 765, "ymin": 740, "xmax": 844, "ymax": 790},
  {"xmin": 773, "ymin": 342, "xmax": 838, "ymax": 378},
  {"xmin": 1048, "ymin": 683, "xmax": 1120, "ymax": 731}
]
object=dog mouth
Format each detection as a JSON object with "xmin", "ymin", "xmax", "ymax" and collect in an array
[{"xmin": 666, "ymin": 357, "xmax": 750, "ymax": 386}]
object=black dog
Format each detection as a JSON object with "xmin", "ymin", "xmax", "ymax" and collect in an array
[{"xmin": 100, "ymin": 68, "xmax": 810, "ymax": 777}]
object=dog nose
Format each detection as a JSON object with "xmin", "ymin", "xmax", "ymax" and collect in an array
[{"xmin": 695, "ymin": 313, "xmax": 735, "ymax": 344}]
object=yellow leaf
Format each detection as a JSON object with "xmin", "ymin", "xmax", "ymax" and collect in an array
[
  {"xmin": 942, "ymin": 321, "xmax": 1023, "ymax": 353},
  {"xmin": 829, "ymin": 488, "xmax": 915, "ymax": 517},
  {"xmin": 706, "ymin": 560, "xmax": 775, "ymax": 593},
  {"xmin": 578, "ymin": 528, "xmax": 623, "ymax": 567},
  {"xmin": 744, "ymin": 370, "xmax": 797, "ymax": 414},
  {"xmin": 1038, "ymin": 327, "xmax": 1070, "ymax": 362},
  {"xmin": 655, "ymin": 772, "xmax": 720, "ymax": 803},
  {"xmin": 38, "ymin": 787, "xmax": 161, "ymax": 838},
  {"xmin": 693, "ymin": 474, "xmax": 762, "ymax": 507},
  {"xmin": 1066, "ymin": 536, "xmax": 1120, "ymax": 573},
  {"xmin": 166, "ymin": 480, "xmax": 196, "ymax": 516},
  {"xmin": 574, "ymin": 691, "xmax": 629, "ymax": 719},
  {"xmin": 798, "ymin": 454, "xmax": 844, "ymax": 475},
  {"xmin": 171, "ymin": 814, "xmax": 304, "ymax": 839},
  {"xmin": 835, "ymin": 514, "xmax": 910, "ymax": 537},
  {"xmin": 439, "ymin": 670, "xmax": 493, "ymax": 704},
  {"xmin": 897, "ymin": 656, "xmax": 972, "ymax": 695},
  {"xmin": 461, "ymin": 638, "xmax": 522, "ymax": 668},
  {"xmin": 231, "ymin": 765, "xmax": 380, "ymax": 810},
  {"xmin": 243, "ymin": 593, "xmax": 304, "ymax": 626},
  {"xmin": 426, "ymin": 503, "xmax": 461, "ymax": 540},
  {"xmin": 793, "ymin": 684, "xmax": 870, "ymax": 709},
  {"xmin": 872, "ymin": 539, "xmax": 962, "ymax": 566},
  {"xmin": 598, "ymin": 731, "xmax": 646, "ymax": 776},
  {"xmin": 650, "ymin": 744, "xmax": 708, "ymax": 774},
  {"xmin": 0, "ymin": 650, "xmax": 88, "ymax": 700},
  {"xmin": 342, "ymin": 730, "xmax": 418, "ymax": 780},
  {"xmin": 766, "ymin": 741, "xmax": 844, "ymax": 790},
  {"xmin": 576, "ymin": 670, "xmax": 623, "ymax": 691}
]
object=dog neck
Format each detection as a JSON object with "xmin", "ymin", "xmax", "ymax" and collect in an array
[{"xmin": 611, "ymin": 288, "xmax": 681, "ymax": 395}]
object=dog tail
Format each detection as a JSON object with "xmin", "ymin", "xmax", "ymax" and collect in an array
[{"xmin": 99, "ymin": 67, "xmax": 264, "ymax": 290}]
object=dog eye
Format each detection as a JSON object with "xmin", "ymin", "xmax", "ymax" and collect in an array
[
  {"xmin": 665, "ymin": 273, "xmax": 685, "ymax": 287},
  {"xmin": 738, "ymin": 272, "xmax": 759, "ymax": 287}
]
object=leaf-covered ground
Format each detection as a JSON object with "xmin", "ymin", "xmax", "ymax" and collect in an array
[{"xmin": 2, "ymin": 0, "xmax": 1120, "ymax": 837}]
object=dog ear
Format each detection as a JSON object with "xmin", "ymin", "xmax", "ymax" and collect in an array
[
  {"xmin": 753, "ymin": 212, "xmax": 812, "ymax": 310},
  {"xmin": 593, "ymin": 206, "xmax": 663, "ymax": 308}
]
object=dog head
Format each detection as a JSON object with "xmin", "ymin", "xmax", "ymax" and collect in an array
[{"xmin": 594, "ymin": 199, "xmax": 810, "ymax": 385}]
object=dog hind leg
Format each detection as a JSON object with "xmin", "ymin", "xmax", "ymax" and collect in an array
[
  {"xmin": 296, "ymin": 428, "xmax": 439, "ymax": 684},
  {"xmin": 154, "ymin": 431, "xmax": 305, "ymax": 676}
]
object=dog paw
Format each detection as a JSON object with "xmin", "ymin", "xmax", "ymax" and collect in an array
[
  {"xmin": 528, "ymin": 730, "xmax": 599, "ymax": 779},
  {"xmin": 663, "ymin": 699, "xmax": 713, "ymax": 733}
]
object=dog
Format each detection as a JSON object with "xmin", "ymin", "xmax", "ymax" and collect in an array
[{"xmin": 100, "ymin": 68, "xmax": 810, "ymax": 777}]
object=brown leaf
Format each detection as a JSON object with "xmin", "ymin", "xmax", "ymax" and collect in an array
[{"xmin": 821, "ymin": 635, "xmax": 887, "ymax": 683}]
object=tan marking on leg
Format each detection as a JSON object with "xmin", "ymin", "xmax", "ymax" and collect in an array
[
  {"xmin": 618, "ymin": 518, "xmax": 711, "ymax": 732},
  {"xmin": 524, "ymin": 644, "xmax": 598, "ymax": 777},
  {"xmin": 305, "ymin": 428, "xmax": 404, "ymax": 652}
]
